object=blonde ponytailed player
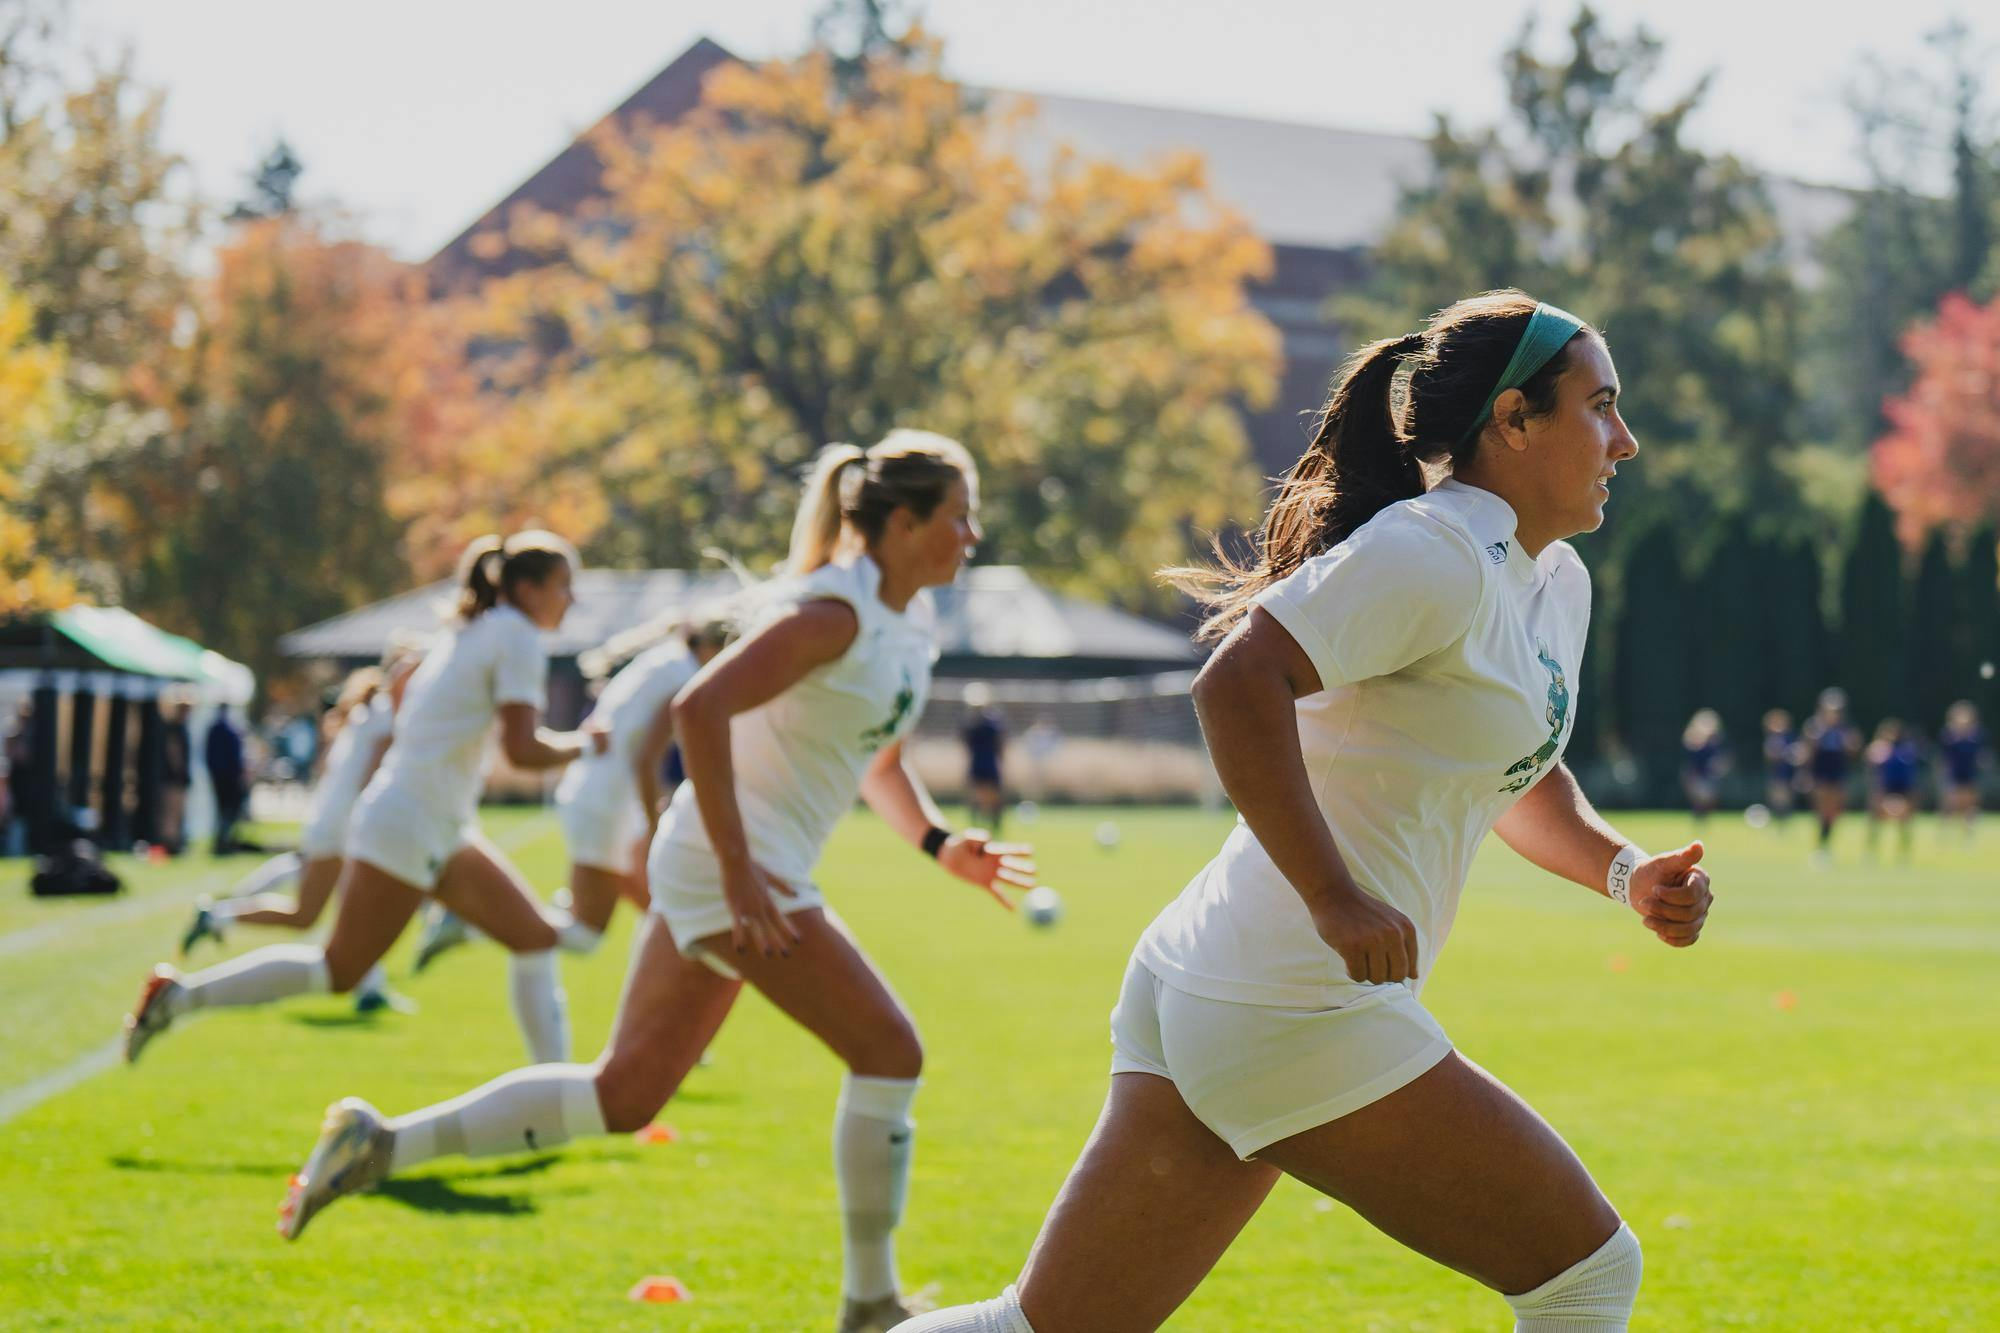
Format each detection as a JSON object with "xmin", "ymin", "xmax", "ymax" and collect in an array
[
  {"xmin": 124, "ymin": 533, "xmax": 606, "ymax": 1081},
  {"xmin": 275, "ymin": 433, "xmax": 1037, "ymax": 1333},
  {"xmin": 905, "ymin": 292, "xmax": 1714, "ymax": 1333},
  {"xmin": 179, "ymin": 650, "xmax": 422, "ymax": 1011},
  {"xmin": 550, "ymin": 616, "xmax": 730, "ymax": 952}
]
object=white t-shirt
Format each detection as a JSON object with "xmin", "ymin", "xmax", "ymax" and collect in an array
[
  {"xmin": 1136, "ymin": 478, "xmax": 1592, "ymax": 1008},
  {"xmin": 556, "ymin": 640, "xmax": 699, "ymax": 810},
  {"xmin": 653, "ymin": 555, "xmax": 937, "ymax": 884},
  {"xmin": 366, "ymin": 603, "xmax": 549, "ymax": 822},
  {"xmin": 304, "ymin": 698, "xmax": 395, "ymax": 825}
]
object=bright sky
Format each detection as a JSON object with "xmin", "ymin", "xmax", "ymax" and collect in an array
[{"xmin": 75, "ymin": 0, "xmax": 1994, "ymax": 261}]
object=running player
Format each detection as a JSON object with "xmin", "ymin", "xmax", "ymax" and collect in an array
[
  {"xmin": 1802, "ymin": 688, "xmax": 1859, "ymax": 862},
  {"xmin": 1761, "ymin": 708, "xmax": 1799, "ymax": 824},
  {"xmin": 905, "ymin": 291, "xmax": 1713, "ymax": 1333},
  {"xmin": 1679, "ymin": 708, "xmax": 1728, "ymax": 826},
  {"xmin": 124, "ymin": 532, "xmax": 604, "ymax": 1066},
  {"xmin": 275, "ymin": 433, "xmax": 1036, "ymax": 1333},
  {"xmin": 1937, "ymin": 700, "xmax": 1985, "ymax": 840},
  {"xmin": 1866, "ymin": 718, "xmax": 1920, "ymax": 861},
  {"xmin": 551, "ymin": 617, "xmax": 730, "ymax": 950},
  {"xmin": 180, "ymin": 652, "xmax": 421, "ymax": 1012}
]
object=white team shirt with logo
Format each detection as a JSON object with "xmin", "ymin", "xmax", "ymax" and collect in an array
[
  {"xmin": 652, "ymin": 555, "xmax": 936, "ymax": 884},
  {"xmin": 1136, "ymin": 478, "xmax": 1592, "ymax": 1008},
  {"xmin": 557, "ymin": 640, "xmax": 699, "ymax": 806},
  {"xmin": 362, "ymin": 603, "xmax": 549, "ymax": 823},
  {"xmin": 303, "ymin": 698, "xmax": 395, "ymax": 830}
]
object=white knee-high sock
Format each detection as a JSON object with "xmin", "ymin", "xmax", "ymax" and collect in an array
[
  {"xmin": 209, "ymin": 852, "xmax": 303, "ymax": 920},
  {"xmin": 553, "ymin": 914, "xmax": 603, "ymax": 955},
  {"xmin": 1506, "ymin": 1222, "xmax": 1643, "ymax": 1331},
  {"xmin": 180, "ymin": 943, "xmax": 329, "ymax": 1013},
  {"xmin": 896, "ymin": 1286, "xmax": 1034, "ymax": 1333},
  {"xmin": 834, "ymin": 1073, "xmax": 920, "ymax": 1302},
  {"xmin": 508, "ymin": 950, "xmax": 569, "ymax": 1062},
  {"xmin": 388, "ymin": 1064, "xmax": 606, "ymax": 1170}
]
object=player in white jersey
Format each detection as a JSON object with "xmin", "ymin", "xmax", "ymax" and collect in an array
[
  {"xmin": 178, "ymin": 657, "xmax": 417, "ymax": 1011},
  {"xmin": 905, "ymin": 292, "xmax": 1714, "ymax": 1333},
  {"xmin": 124, "ymin": 532, "xmax": 607, "ymax": 1077},
  {"xmin": 277, "ymin": 433, "xmax": 1037, "ymax": 1333},
  {"xmin": 549, "ymin": 618, "xmax": 729, "ymax": 952}
]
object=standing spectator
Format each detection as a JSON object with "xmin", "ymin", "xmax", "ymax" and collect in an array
[
  {"xmin": 1679, "ymin": 708, "xmax": 1728, "ymax": 826},
  {"xmin": 205, "ymin": 704, "xmax": 252, "ymax": 856},
  {"xmin": 1761, "ymin": 709, "xmax": 1799, "ymax": 824},
  {"xmin": 961, "ymin": 683, "xmax": 1007, "ymax": 833},
  {"xmin": 159, "ymin": 700, "xmax": 193, "ymax": 855},
  {"xmin": 1937, "ymin": 701, "xmax": 1986, "ymax": 841}
]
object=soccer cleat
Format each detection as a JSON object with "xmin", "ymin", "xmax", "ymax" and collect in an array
[
  {"xmin": 277, "ymin": 1097, "xmax": 394, "ymax": 1241},
  {"xmin": 412, "ymin": 904, "xmax": 469, "ymax": 974},
  {"xmin": 179, "ymin": 900, "xmax": 225, "ymax": 956},
  {"xmin": 837, "ymin": 1292, "xmax": 930, "ymax": 1332},
  {"xmin": 353, "ymin": 985, "xmax": 417, "ymax": 1016},
  {"xmin": 123, "ymin": 966, "xmax": 185, "ymax": 1064}
]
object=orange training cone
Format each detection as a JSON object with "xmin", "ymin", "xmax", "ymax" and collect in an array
[
  {"xmin": 629, "ymin": 1275, "xmax": 692, "ymax": 1303},
  {"xmin": 634, "ymin": 1122, "xmax": 680, "ymax": 1144}
]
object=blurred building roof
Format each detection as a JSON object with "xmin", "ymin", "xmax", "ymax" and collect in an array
[{"xmin": 279, "ymin": 566, "xmax": 1198, "ymax": 675}]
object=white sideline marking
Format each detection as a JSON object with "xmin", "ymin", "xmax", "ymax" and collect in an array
[
  {"xmin": 0, "ymin": 813, "xmax": 558, "ymax": 1127},
  {"xmin": 0, "ymin": 1039, "xmax": 121, "ymax": 1127}
]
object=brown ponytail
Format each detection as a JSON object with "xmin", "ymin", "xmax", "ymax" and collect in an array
[
  {"xmin": 1166, "ymin": 289, "xmax": 1593, "ymax": 642},
  {"xmin": 787, "ymin": 430, "xmax": 976, "ymax": 576},
  {"xmin": 455, "ymin": 529, "xmax": 579, "ymax": 622}
]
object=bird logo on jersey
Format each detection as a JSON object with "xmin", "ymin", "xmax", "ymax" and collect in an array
[
  {"xmin": 859, "ymin": 669, "xmax": 917, "ymax": 754},
  {"xmin": 1500, "ymin": 639, "xmax": 1570, "ymax": 793}
]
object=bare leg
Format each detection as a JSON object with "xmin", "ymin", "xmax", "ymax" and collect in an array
[
  {"xmin": 565, "ymin": 863, "xmax": 628, "ymax": 935},
  {"xmin": 322, "ymin": 860, "xmax": 426, "ymax": 992},
  {"xmin": 432, "ymin": 834, "xmax": 560, "ymax": 952},
  {"xmin": 715, "ymin": 908, "xmax": 923, "ymax": 1077},
  {"xmin": 228, "ymin": 856, "xmax": 343, "ymax": 931},
  {"xmin": 592, "ymin": 916, "xmax": 742, "ymax": 1129},
  {"xmin": 1013, "ymin": 1073, "xmax": 1279, "ymax": 1333}
]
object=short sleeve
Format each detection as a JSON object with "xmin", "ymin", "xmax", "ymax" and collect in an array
[
  {"xmin": 1253, "ymin": 510, "xmax": 1482, "ymax": 692},
  {"xmin": 493, "ymin": 616, "xmax": 549, "ymax": 708}
]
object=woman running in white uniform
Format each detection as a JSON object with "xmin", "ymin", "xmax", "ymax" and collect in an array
[
  {"xmin": 124, "ymin": 532, "xmax": 606, "ymax": 1071},
  {"xmin": 904, "ymin": 291, "xmax": 1715, "ymax": 1333},
  {"xmin": 179, "ymin": 659, "xmax": 414, "ymax": 1010},
  {"xmin": 550, "ymin": 618, "xmax": 728, "ymax": 952},
  {"xmin": 276, "ymin": 433, "xmax": 1036, "ymax": 1333}
]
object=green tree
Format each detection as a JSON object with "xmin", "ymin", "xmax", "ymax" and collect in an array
[
  {"xmin": 1610, "ymin": 522, "xmax": 1690, "ymax": 800},
  {"xmin": 1909, "ymin": 531, "xmax": 1960, "ymax": 732},
  {"xmin": 1837, "ymin": 492, "xmax": 1911, "ymax": 731},
  {"xmin": 1762, "ymin": 534, "xmax": 1830, "ymax": 722},
  {"xmin": 429, "ymin": 32, "xmax": 1280, "ymax": 605},
  {"xmin": 1347, "ymin": 5, "xmax": 1801, "ymax": 531},
  {"xmin": 1956, "ymin": 526, "xmax": 2000, "ymax": 724}
]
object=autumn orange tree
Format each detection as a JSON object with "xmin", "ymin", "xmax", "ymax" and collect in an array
[
  {"xmin": 1872, "ymin": 291, "xmax": 2000, "ymax": 544},
  {"xmin": 0, "ymin": 282, "xmax": 75, "ymax": 613},
  {"xmin": 438, "ymin": 31, "xmax": 1280, "ymax": 605},
  {"xmin": 117, "ymin": 216, "xmax": 462, "ymax": 686}
]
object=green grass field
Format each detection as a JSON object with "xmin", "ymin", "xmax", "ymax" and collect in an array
[{"xmin": 1, "ymin": 806, "xmax": 1995, "ymax": 1329}]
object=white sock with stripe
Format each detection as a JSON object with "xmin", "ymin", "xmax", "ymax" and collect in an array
[
  {"xmin": 834, "ymin": 1073, "xmax": 920, "ymax": 1302},
  {"xmin": 387, "ymin": 1064, "xmax": 606, "ymax": 1170}
]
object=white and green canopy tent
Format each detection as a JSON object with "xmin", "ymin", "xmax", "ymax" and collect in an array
[{"xmin": 1, "ymin": 606, "xmax": 255, "ymax": 854}]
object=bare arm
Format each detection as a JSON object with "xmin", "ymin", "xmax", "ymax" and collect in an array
[
  {"xmin": 673, "ymin": 599, "xmax": 858, "ymax": 953},
  {"xmin": 1193, "ymin": 608, "xmax": 1421, "ymax": 984},
  {"xmin": 632, "ymin": 697, "xmax": 678, "ymax": 821},
  {"xmin": 860, "ymin": 740, "xmax": 1036, "ymax": 908},
  {"xmin": 1492, "ymin": 761, "xmax": 1715, "ymax": 947},
  {"xmin": 498, "ymin": 703, "xmax": 603, "ymax": 771}
]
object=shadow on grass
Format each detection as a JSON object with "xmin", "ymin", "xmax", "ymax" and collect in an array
[
  {"xmin": 372, "ymin": 1156, "xmax": 564, "ymax": 1218},
  {"xmin": 286, "ymin": 1013, "xmax": 388, "ymax": 1029},
  {"xmin": 110, "ymin": 1154, "xmax": 295, "ymax": 1178}
]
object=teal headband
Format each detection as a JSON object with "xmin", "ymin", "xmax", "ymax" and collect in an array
[{"xmin": 1456, "ymin": 302, "xmax": 1588, "ymax": 447}]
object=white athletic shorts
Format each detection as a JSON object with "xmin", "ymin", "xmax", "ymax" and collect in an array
[
  {"xmin": 555, "ymin": 759, "xmax": 644, "ymax": 874},
  {"xmin": 646, "ymin": 838, "xmax": 825, "ymax": 978},
  {"xmin": 1108, "ymin": 953, "xmax": 1454, "ymax": 1159},
  {"xmin": 297, "ymin": 791, "xmax": 359, "ymax": 861},
  {"xmin": 345, "ymin": 787, "xmax": 477, "ymax": 892}
]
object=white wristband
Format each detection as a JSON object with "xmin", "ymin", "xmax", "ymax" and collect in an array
[{"xmin": 1606, "ymin": 844, "xmax": 1642, "ymax": 906}]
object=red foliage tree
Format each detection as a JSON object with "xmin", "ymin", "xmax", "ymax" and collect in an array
[{"xmin": 1871, "ymin": 291, "xmax": 2000, "ymax": 547}]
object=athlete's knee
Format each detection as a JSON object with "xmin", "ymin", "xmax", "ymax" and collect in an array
[
  {"xmin": 1505, "ymin": 1221, "xmax": 1641, "ymax": 1331},
  {"xmin": 847, "ymin": 1015, "xmax": 923, "ymax": 1081},
  {"xmin": 592, "ymin": 1056, "xmax": 674, "ymax": 1133}
]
